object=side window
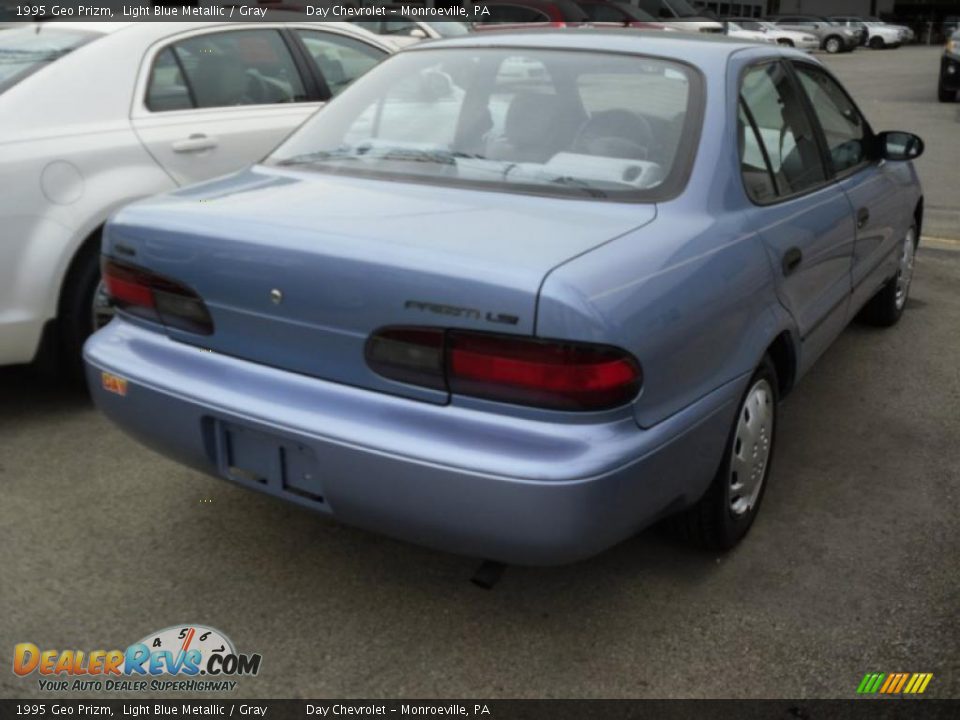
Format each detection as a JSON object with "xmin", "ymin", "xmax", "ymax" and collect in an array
[
  {"xmin": 738, "ymin": 101, "xmax": 778, "ymax": 203},
  {"xmin": 793, "ymin": 63, "xmax": 868, "ymax": 174},
  {"xmin": 294, "ymin": 30, "xmax": 386, "ymax": 98},
  {"xmin": 156, "ymin": 30, "xmax": 307, "ymax": 111},
  {"xmin": 380, "ymin": 21, "xmax": 420, "ymax": 36},
  {"xmin": 146, "ymin": 48, "xmax": 193, "ymax": 112},
  {"xmin": 739, "ymin": 62, "xmax": 827, "ymax": 198}
]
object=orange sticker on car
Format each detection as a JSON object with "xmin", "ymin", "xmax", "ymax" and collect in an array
[{"xmin": 101, "ymin": 372, "xmax": 128, "ymax": 397}]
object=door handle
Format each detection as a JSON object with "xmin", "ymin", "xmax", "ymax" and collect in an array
[
  {"xmin": 857, "ymin": 207, "xmax": 870, "ymax": 229},
  {"xmin": 782, "ymin": 247, "xmax": 803, "ymax": 276},
  {"xmin": 172, "ymin": 134, "xmax": 218, "ymax": 153}
]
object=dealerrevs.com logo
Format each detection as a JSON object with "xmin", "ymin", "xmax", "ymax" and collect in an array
[{"xmin": 13, "ymin": 625, "xmax": 261, "ymax": 692}]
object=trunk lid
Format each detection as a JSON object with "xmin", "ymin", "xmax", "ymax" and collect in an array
[{"xmin": 105, "ymin": 167, "xmax": 656, "ymax": 402}]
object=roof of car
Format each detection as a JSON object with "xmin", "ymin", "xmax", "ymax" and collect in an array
[
  {"xmin": 410, "ymin": 27, "xmax": 778, "ymax": 61},
  {"xmin": 40, "ymin": 19, "xmax": 389, "ymax": 47}
]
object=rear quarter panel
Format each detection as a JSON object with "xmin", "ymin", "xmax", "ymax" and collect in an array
[{"xmin": 537, "ymin": 46, "xmax": 797, "ymax": 429}]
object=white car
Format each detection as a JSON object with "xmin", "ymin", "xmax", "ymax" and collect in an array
[
  {"xmin": 723, "ymin": 21, "xmax": 776, "ymax": 44},
  {"xmin": 863, "ymin": 20, "xmax": 904, "ymax": 49},
  {"xmin": 351, "ymin": 19, "xmax": 472, "ymax": 48},
  {"xmin": 0, "ymin": 20, "xmax": 391, "ymax": 371},
  {"xmin": 831, "ymin": 16, "xmax": 904, "ymax": 49},
  {"xmin": 725, "ymin": 18, "xmax": 820, "ymax": 50}
]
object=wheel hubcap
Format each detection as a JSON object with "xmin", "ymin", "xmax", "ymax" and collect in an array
[
  {"xmin": 728, "ymin": 379, "xmax": 774, "ymax": 517},
  {"xmin": 91, "ymin": 280, "xmax": 115, "ymax": 331},
  {"xmin": 894, "ymin": 230, "xmax": 916, "ymax": 311}
]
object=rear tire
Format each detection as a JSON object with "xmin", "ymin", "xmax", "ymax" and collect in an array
[
  {"xmin": 57, "ymin": 236, "xmax": 102, "ymax": 380},
  {"xmin": 869, "ymin": 36, "xmax": 885, "ymax": 49},
  {"xmin": 858, "ymin": 225, "xmax": 917, "ymax": 327},
  {"xmin": 939, "ymin": 82, "xmax": 957, "ymax": 102},
  {"xmin": 778, "ymin": 39, "xmax": 795, "ymax": 47},
  {"xmin": 672, "ymin": 357, "xmax": 778, "ymax": 552}
]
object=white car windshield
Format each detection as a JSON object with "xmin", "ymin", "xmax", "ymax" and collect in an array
[
  {"xmin": 0, "ymin": 27, "xmax": 97, "ymax": 92},
  {"xmin": 270, "ymin": 48, "xmax": 702, "ymax": 201}
]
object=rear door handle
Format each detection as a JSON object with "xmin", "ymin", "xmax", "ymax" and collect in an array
[
  {"xmin": 857, "ymin": 207, "xmax": 870, "ymax": 229},
  {"xmin": 782, "ymin": 247, "xmax": 803, "ymax": 276},
  {"xmin": 172, "ymin": 134, "xmax": 218, "ymax": 153}
]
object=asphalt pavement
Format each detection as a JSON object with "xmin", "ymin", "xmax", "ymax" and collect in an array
[
  {"xmin": 823, "ymin": 46, "xmax": 960, "ymax": 239},
  {"xmin": 1, "ymin": 45, "xmax": 958, "ymax": 700}
]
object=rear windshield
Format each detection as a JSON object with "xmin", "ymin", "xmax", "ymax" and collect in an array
[
  {"xmin": 0, "ymin": 27, "xmax": 98, "ymax": 93},
  {"xmin": 269, "ymin": 48, "xmax": 703, "ymax": 202}
]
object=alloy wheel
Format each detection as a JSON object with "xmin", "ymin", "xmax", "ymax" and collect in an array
[{"xmin": 894, "ymin": 229, "xmax": 916, "ymax": 311}]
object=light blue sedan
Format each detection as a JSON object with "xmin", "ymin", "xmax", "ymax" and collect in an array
[{"xmin": 84, "ymin": 30, "xmax": 924, "ymax": 565}]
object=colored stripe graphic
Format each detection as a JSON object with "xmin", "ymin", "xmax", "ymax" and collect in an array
[{"xmin": 858, "ymin": 672, "xmax": 933, "ymax": 695}]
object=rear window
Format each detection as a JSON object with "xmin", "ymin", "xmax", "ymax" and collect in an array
[
  {"xmin": 269, "ymin": 48, "xmax": 703, "ymax": 202},
  {"xmin": 0, "ymin": 27, "xmax": 98, "ymax": 93}
]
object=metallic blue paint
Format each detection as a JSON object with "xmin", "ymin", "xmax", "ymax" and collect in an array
[{"xmin": 84, "ymin": 32, "xmax": 923, "ymax": 564}]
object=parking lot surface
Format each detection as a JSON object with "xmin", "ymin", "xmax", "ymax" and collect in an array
[
  {"xmin": 823, "ymin": 46, "xmax": 960, "ymax": 239},
  {"xmin": 1, "ymin": 45, "xmax": 959, "ymax": 700}
]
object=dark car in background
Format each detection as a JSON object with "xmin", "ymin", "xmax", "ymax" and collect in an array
[
  {"xmin": 941, "ymin": 30, "xmax": 960, "ymax": 102},
  {"xmin": 575, "ymin": 0, "xmax": 668, "ymax": 29}
]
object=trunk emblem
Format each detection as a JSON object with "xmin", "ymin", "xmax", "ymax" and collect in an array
[{"xmin": 270, "ymin": 289, "xmax": 283, "ymax": 305}]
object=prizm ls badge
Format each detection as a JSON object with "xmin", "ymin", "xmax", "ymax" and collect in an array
[
  {"xmin": 404, "ymin": 300, "xmax": 519, "ymax": 326},
  {"xmin": 270, "ymin": 289, "xmax": 283, "ymax": 305}
]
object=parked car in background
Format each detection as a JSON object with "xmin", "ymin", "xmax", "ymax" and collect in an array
[
  {"xmin": 766, "ymin": 15, "xmax": 860, "ymax": 53},
  {"xmin": 633, "ymin": 0, "xmax": 724, "ymax": 33},
  {"xmin": 574, "ymin": 0, "xmax": 670, "ymax": 29},
  {"xmin": 940, "ymin": 30, "xmax": 960, "ymax": 102},
  {"xmin": 865, "ymin": 16, "xmax": 914, "ymax": 43},
  {"xmin": 831, "ymin": 16, "xmax": 902, "ymax": 49},
  {"xmin": 725, "ymin": 18, "xmax": 819, "ymax": 50},
  {"xmin": 0, "ymin": 20, "xmax": 391, "ymax": 371},
  {"xmin": 470, "ymin": 0, "xmax": 588, "ymax": 29},
  {"xmin": 352, "ymin": 19, "xmax": 471, "ymax": 48},
  {"xmin": 723, "ymin": 20, "xmax": 776, "ymax": 44},
  {"xmin": 86, "ymin": 31, "xmax": 924, "ymax": 565}
]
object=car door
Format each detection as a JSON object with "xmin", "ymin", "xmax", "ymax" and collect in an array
[
  {"xmin": 131, "ymin": 27, "xmax": 321, "ymax": 186},
  {"xmin": 738, "ymin": 61, "xmax": 857, "ymax": 373},
  {"xmin": 790, "ymin": 61, "xmax": 904, "ymax": 316}
]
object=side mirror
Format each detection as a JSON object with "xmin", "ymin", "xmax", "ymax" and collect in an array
[
  {"xmin": 409, "ymin": 27, "xmax": 428, "ymax": 39},
  {"xmin": 878, "ymin": 131, "xmax": 924, "ymax": 161}
]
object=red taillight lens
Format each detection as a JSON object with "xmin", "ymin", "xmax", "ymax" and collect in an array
[
  {"xmin": 101, "ymin": 258, "xmax": 214, "ymax": 336},
  {"xmin": 366, "ymin": 327, "xmax": 641, "ymax": 411}
]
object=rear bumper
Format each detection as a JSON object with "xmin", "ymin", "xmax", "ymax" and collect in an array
[{"xmin": 84, "ymin": 320, "xmax": 743, "ymax": 565}]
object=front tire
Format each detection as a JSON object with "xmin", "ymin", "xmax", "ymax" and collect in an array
[
  {"xmin": 824, "ymin": 36, "xmax": 843, "ymax": 54},
  {"xmin": 858, "ymin": 225, "xmax": 917, "ymax": 327},
  {"xmin": 939, "ymin": 81, "xmax": 957, "ymax": 102},
  {"xmin": 778, "ymin": 39, "xmax": 795, "ymax": 47},
  {"xmin": 673, "ymin": 357, "xmax": 778, "ymax": 551},
  {"xmin": 869, "ymin": 36, "xmax": 885, "ymax": 49}
]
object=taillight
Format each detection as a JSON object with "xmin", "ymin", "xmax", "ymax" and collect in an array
[
  {"xmin": 101, "ymin": 258, "xmax": 214, "ymax": 336},
  {"xmin": 366, "ymin": 327, "xmax": 641, "ymax": 411}
]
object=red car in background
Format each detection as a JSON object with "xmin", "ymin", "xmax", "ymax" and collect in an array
[{"xmin": 470, "ymin": 0, "xmax": 588, "ymax": 29}]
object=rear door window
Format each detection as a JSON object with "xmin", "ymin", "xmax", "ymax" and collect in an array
[
  {"xmin": 147, "ymin": 29, "xmax": 308, "ymax": 111},
  {"xmin": 739, "ymin": 62, "xmax": 827, "ymax": 199}
]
